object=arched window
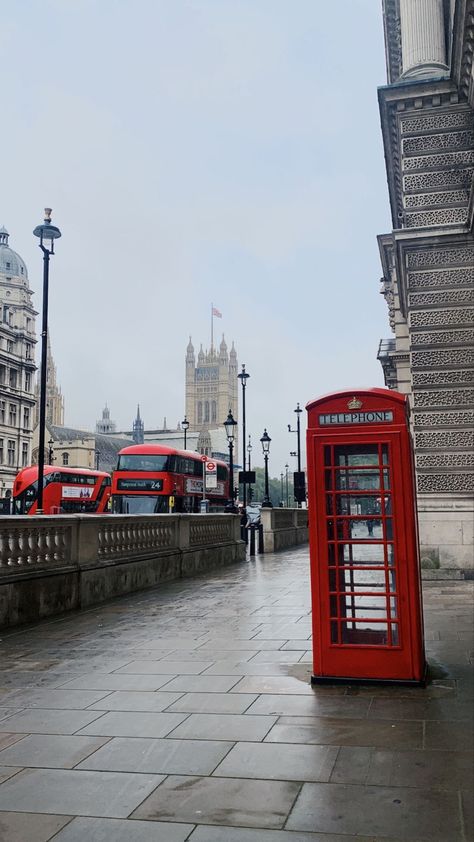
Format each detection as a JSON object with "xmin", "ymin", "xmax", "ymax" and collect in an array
[
  {"xmin": 204, "ymin": 401, "xmax": 210, "ymax": 422},
  {"xmin": 62, "ymin": 452, "xmax": 69, "ymax": 466},
  {"xmin": 211, "ymin": 401, "xmax": 217, "ymax": 422},
  {"xmin": 197, "ymin": 402, "xmax": 202, "ymax": 423}
]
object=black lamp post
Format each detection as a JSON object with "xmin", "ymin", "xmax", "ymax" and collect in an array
[
  {"xmin": 33, "ymin": 209, "xmax": 61, "ymax": 514},
  {"xmin": 280, "ymin": 471, "xmax": 284, "ymax": 506},
  {"xmin": 223, "ymin": 409, "xmax": 237, "ymax": 510},
  {"xmin": 237, "ymin": 364, "xmax": 250, "ymax": 507},
  {"xmin": 288, "ymin": 402, "xmax": 303, "ymax": 507},
  {"xmin": 285, "ymin": 463, "xmax": 289, "ymax": 507},
  {"xmin": 260, "ymin": 429, "xmax": 272, "ymax": 508},
  {"xmin": 48, "ymin": 438, "xmax": 54, "ymax": 464},
  {"xmin": 181, "ymin": 416, "xmax": 189, "ymax": 450}
]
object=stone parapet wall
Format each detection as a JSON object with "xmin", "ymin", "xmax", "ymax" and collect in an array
[
  {"xmin": 0, "ymin": 513, "xmax": 245, "ymax": 629},
  {"xmin": 260, "ymin": 508, "xmax": 309, "ymax": 553}
]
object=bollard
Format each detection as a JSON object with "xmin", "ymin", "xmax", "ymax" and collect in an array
[
  {"xmin": 258, "ymin": 522, "xmax": 264, "ymax": 554},
  {"xmin": 249, "ymin": 523, "xmax": 256, "ymax": 557}
]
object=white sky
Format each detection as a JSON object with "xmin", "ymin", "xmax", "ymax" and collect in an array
[{"xmin": 2, "ymin": 0, "xmax": 392, "ymax": 472}]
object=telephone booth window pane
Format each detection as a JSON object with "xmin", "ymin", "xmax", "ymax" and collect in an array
[
  {"xmin": 382, "ymin": 445, "xmax": 389, "ymax": 464},
  {"xmin": 383, "ymin": 470, "xmax": 391, "ymax": 490},
  {"xmin": 325, "ymin": 470, "xmax": 333, "ymax": 490},
  {"xmin": 324, "ymin": 446, "xmax": 332, "ymax": 467},
  {"xmin": 334, "ymin": 444, "xmax": 379, "ymax": 466},
  {"xmin": 341, "ymin": 622, "xmax": 389, "ymax": 646},
  {"xmin": 335, "ymin": 469, "xmax": 381, "ymax": 491},
  {"xmin": 391, "ymin": 624, "xmax": 399, "ymax": 645},
  {"xmin": 331, "ymin": 622, "xmax": 339, "ymax": 643},
  {"xmin": 390, "ymin": 597, "xmax": 398, "ymax": 617}
]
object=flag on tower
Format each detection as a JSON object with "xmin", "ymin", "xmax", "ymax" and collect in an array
[{"xmin": 212, "ymin": 307, "xmax": 222, "ymax": 318}]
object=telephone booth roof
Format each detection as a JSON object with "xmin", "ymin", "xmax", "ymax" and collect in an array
[{"xmin": 306, "ymin": 387, "xmax": 406, "ymax": 411}]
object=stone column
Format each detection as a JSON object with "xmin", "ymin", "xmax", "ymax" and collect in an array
[{"xmin": 399, "ymin": 0, "xmax": 449, "ymax": 79}]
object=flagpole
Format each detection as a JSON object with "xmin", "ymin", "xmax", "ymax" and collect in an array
[{"xmin": 211, "ymin": 303, "xmax": 214, "ymax": 352}]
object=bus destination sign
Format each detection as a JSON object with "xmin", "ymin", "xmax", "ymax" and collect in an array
[
  {"xmin": 319, "ymin": 410, "xmax": 394, "ymax": 426},
  {"xmin": 117, "ymin": 478, "xmax": 163, "ymax": 491}
]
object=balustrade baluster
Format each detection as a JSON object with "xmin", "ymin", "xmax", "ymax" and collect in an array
[{"xmin": 0, "ymin": 530, "xmax": 8, "ymax": 568}]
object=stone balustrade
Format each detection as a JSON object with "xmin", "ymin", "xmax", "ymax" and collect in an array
[
  {"xmin": 260, "ymin": 507, "xmax": 309, "ymax": 553},
  {"xmin": 0, "ymin": 513, "xmax": 244, "ymax": 630}
]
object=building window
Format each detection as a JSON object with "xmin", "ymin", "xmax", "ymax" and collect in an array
[
  {"xmin": 9, "ymin": 404, "xmax": 17, "ymax": 426},
  {"xmin": 7, "ymin": 340, "xmax": 14, "ymax": 353},
  {"xmin": 211, "ymin": 401, "xmax": 217, "ymax": 422},
  {"xmin": 197, "ymin": 402, "xmax": 202, "ymax": 424},
  {"xmin": 204, "ymin": 401, "xmax": 210, "ymax": 422},
  {"xmin": 5, "ymin": 262, "xmax": 10, "ymax": 270},
  {"xmin": 0, "ymin": 402, "xmax": 5, "ymax": 424},
  {"xmin": 22, "ymin": 442, "xmax": 28, "ymax": 467},
  {"xmin": 62, "ymin": 452, "xmax": 69, "ymax": 466},
  {"xmin": 0, "ymin": 439, "xmax": 3, "ymax": 464},
  {"xmin": 25, "ymin": 344, "xmax": 32, "ymax": 360},
  {"xmin": 9, "ymin": 369, "xmax": 17, "ymax": 389},
  {"xmin": 25, "ymin": 372, "xmax": 31, "ymax": 392},
  {"xmin": 7, "ymin": 440, "xmax": 15, "ymax": 467},
  {"xmin": 0, "ymin": 365, "xmax": 5, "ymax": 385},
  {"xmin": 23, "ymin": 408, "xmax": 30, "ymax": 429}
]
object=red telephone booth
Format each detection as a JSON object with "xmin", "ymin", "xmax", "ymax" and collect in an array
[{"xmin": 306, "ymin": 388, "xmax": 426, "ymax": 685}]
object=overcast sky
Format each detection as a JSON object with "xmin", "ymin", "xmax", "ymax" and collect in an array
[{"xmin": 2, "ymin": 0, "xmax": 391, "ymax": 472}]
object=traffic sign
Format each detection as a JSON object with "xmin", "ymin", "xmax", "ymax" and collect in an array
[
  {"xmin": 205, "ymin": 461, "xmax": 216, "ymax": 473},
  {"xmin": 200, "ymin": 455, "xmax": 207, "ymax": 462}
]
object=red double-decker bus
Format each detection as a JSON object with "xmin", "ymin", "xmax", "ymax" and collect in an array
[
  {"xmin": 12, "ymin": 466, "xmax": 112, "ymax": 515},
  {"xmin": 111, "ymin": 444, "xmax": 229, "ymax": 514}
]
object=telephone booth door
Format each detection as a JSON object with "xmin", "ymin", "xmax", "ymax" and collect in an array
[{"xmin": 307, "ymin": 389, "xmax": 425, "ymax": 684}]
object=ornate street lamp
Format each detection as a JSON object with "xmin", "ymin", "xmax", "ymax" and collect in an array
[
  {"xmin": 181, "ymin": 415, "xmax": 189, "ymax": 450},
  {"xmin": 223, "ymin": 409, "xmax": 237, "ymax": 510},
  {"xmin": 285, "ymin": 463, "xmax": 289, "ymax": 507},
  {"xmin": 237, "ymin": 364, "xmax": 250, "ymax": 507},
  {"xmin": 48, "ymin": 438, "xmax": 54, "ymax": 464},
  {"xmin": 95, "ymin": 450, "xmax": 101, "ymax": 471},
  {"xmin": 260, "ymin": 428, "xmax": 272, "ymax": 508},
  {"xmin": 33, "ymin": 209, "xmax": 61, "ymax": 513},
  {"xmin": 280, "ymin": 471, "xmax": 284, "ymax": 506}
]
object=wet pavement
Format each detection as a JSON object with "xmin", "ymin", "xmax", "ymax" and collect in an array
[{"xmin": 0, "ymin": 546, "xmax": 472, "ymax": 841}]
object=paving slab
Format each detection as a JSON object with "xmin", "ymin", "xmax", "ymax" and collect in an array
[
  {"xmin": 0, "ymin": 767, "xmax": 22, "ymax": 784},
  {"xmin": 286, "ymin": 781, "xmax": 463, "ymax": 841},
  {"xmin": 0, "ymin": 768, "xmax": 164, "ymax": 818},
  {"xmin": 59, "ymin": 674, "xmax": 176, "ymax": 691},
  {"xmin": 50, "ymin": 816, "xmax": 194, "ymax": 841},
  {"xmin": 0, "ymin": 811, "xmax": 71, "ymax": 842},
  {"xmin": 265, "ymin": 715, "xmax": 423, "ymax": 749},
  {"xmin": 166, "ymin": 691, "xmax": 258, "ymax": 714},
  {"xmin": 132, "ymin": 774, "xmax": 300, "ymax": 828},
  {"xmin": 167, "ymin": 712, "xmax": 277, "ymax": 741},
  {"xmin": 213, "ymin": 741, "xmax": 338, "ymax": 782},
  {"xmin": 0, "ymin": 734, "xmax": 110, "ymax": 769},
  {"xmin": 77, "ymin": 710, "xmax": 188, "ymax": 738},
  {"xmin": 1, "ymin": 688, "xmax": 112, "ymax": 710},
  {"xmin": 87, "ymin": 690, "xmax": 184, "ymax": 712},
  {"xmin": 78, "ymin": 736, "xmax": 233, "ymax": 775},
  {"xmin": 330, "ymin": 745, "xmax": 474, "ymax": 789},
  {"xmin": 0, "ymin": 709, "xmax": 105, "ymax": 735}
]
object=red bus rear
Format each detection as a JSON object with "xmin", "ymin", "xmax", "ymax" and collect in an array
[
  {"xmin": 111, "ymin": 444, "xmax": 229, "ymax": 514},
  {"xmin": 13, "ymin": 466, "xmax": 112, "ymax": 515}
]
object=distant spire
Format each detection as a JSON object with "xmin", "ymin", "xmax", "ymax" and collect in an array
[{"xmin": 133, "ymin": 403, "xmax": 144, "ymax": 444}]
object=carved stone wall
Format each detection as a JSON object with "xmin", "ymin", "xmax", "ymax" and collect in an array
[{"xmin": 378, "ymin": 6, "xmax": 474, "ymax": 570}]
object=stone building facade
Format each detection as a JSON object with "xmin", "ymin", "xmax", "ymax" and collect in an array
[
  {"xmin": 378, "ymin": 0, "xmax": 473, "ymax": 572},
  {"xmin": 185, "ymin": 336, "xmax": 239, "ymax": 461},
  {"xmin": 0, "ymin": 227, "xmax": 37, "ymax": 493}
]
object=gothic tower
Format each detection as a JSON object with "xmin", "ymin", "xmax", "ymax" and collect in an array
[
  {"xmin": 132, "ymin": 404, "xmax": 144, "ymax": 444},
  {"xmin": 185, "ymin": 334, "xmax": 239, "ymax": 461}
]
